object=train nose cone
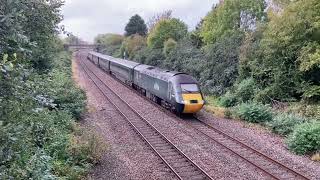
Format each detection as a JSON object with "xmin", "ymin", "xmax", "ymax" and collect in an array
[{"xmin": 181, "ymin": 93, "xmax": 204, "ymax": 114}]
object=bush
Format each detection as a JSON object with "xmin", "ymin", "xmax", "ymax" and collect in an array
[
  {"xmin": 235, "ymin": 102, "xmax": 273, "ymax": 123},
  {"xmin": 267, "ymin": 114, "xmax": 306, "ymax": 136},
  {"xmin": 219, "ymin": 91, "xmax": 237, "ymax": 107},
  {"xmin": 234, "ymin": 78, "xmax": 259, "ymax": 102},
  {"xmin": 287, "ymin": 121, "xmax": 320, "ymax": 155},
  {"xmin": 0, "ymin": 51, "xmax": 90, "ymax": 179}
]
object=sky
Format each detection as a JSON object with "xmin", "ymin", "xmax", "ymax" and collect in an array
[{"xmin": 61, "ymin": 0, "xmax": 219, "ymax": 42}]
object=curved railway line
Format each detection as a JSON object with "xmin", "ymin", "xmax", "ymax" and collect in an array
[
  {"xmin": 78, "ymin": 53, "xmax": 213, "ymax": 180},
  {"xmin": 77, "ymin": 52, "xmax": 312, "ymax": 180}
]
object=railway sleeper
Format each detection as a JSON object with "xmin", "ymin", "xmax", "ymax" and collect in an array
[
  {"xmin": 188, "ymin": 174, "xmax": 208, "ymax": 180},
  {"xmin": 156, "ymin": 146, "xmax": 174, "ymax": 151},
  {"xmin": 170, "ymin": 163, "xmax": 193, "ymax": 169},
  {"xmin": 162, "ymin": 152, "xmax": 180, "ymax": 157},
  {"xmin": 165, "ymin": 156, "xmax": 187, "ymax": 161},
  {"xmin": 178, "ymin": 169, "xmax": 203, "ymax": 176},
  {"xmin": 157, "ymin": 148, "xmax": 177, "ymax": 153},
  {"xmin": 152, "ymin": 143, "xmax": 169, "ymax": 148}
]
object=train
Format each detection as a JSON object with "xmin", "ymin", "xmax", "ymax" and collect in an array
[{"xmin": 87, "ymin": 51, "xmax": 205, "ymax": 114}]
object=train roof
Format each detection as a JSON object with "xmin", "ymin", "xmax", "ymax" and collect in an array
[
  {"xmin": 89, "ymin": 51, "xmax": 114, "ymax": 60},
  {"xmin": 134, "ymin": 64, "xmax": 185, "ymax": 82},
  {"xmin": 111, "ymin": 58, "xmax": 140, "ymax": 69},
  {"xmin": 89, "ymin": 51, "xmax": 140, "ymax": 68}
]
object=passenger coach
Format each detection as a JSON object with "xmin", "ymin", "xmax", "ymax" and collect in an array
[{"xmin": 87, "ymin": 51, "xmax": 204, "ymax": 114}]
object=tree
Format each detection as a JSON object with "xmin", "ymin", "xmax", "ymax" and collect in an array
[
  {"xmin": 120, "ymin": 34, "xmax": 146, "ymax": 59},
  {"xmin": 239, "ymin": 0, "xmax": 320, "ymax": 102},
  {"xmin": 64, "ymin": 34, "xmax": 84, "ymax": 45},
  {"xmin": 200, "ymin": 0, "xmax": 266, "ymax": 44},
  {"xmin": 94, "ymin": 34, "xmax": 124, "ymax": 57},
  {"xmin": 147, "ymin": 10, "xmax": 172, "ymax": 32},
  {"xmin": 147, "ymin": 18, "xmax": 188, "ymax": 49},
  {"xmin": 125, "ymin": 14, "xmax": 147, "ymax": 36}
]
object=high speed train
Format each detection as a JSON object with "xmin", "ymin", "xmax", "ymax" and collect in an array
[{"xmin": 87, "ymin": 51, "xmax": 205, "ymax": 114}]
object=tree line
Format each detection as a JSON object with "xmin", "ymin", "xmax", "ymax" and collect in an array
[{"xmin": 95, "ymin": 0, "xmax": 320, "ymax": 105}]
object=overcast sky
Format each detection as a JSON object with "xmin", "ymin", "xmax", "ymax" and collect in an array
[{"xmin": 61, "ymin": 0, "xmax": 219, "ymax": 42}]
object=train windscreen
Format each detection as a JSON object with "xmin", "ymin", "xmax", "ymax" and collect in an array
[{"xmin": 180, "ymin": 84, "xmax": 199, "ymax": 93}]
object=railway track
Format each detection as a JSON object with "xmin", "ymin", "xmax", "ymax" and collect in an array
[
  {"xmin": 78, "ymin": 54, "xmax": 213, "ymax": 180},
  {"xmin": 87, "ymin": 59, "xmax": 309, "ymax": 179},
  {"xmin": 77, "ymin": 52, "xmax": 311, "ymax": 180},
  {"xmin": 186, "ymin": 117, "xmax": 311, "ymax": 180}
]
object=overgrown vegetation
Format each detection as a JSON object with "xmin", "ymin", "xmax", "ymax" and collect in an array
[
  {"xmin": 266, "ymin": 114, "xmax": 306, "ymax": 136},
  {"xmin": 234, "ymin": 102, "xmax": 273, "ymax": 123},
  {"xmin": 94, "ymin": 0, "xmax": 320, "ymax": 156},
  {"xmin": 0, "ymin": 1, "xmax": 102, "ymax": 178},
  {"xmin": 287, "ymin": 121, "xmax": 320, "ymax": 155}
]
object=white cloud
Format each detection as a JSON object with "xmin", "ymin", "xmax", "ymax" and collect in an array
[{"xmin": 61, "ymin": 0, "xmax": 218, "ymax": 42}]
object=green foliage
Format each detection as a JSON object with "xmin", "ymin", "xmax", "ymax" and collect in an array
[
  {"xmin": 234, "ymin": 78, "xmax": 259, "ymax": 102},
  {"xmin": 121, "ymin": 34, "xmax": 146, "ymax": 59},
  {"xmin": 133, "ymin": 47, "xmax": 165, "ymax": 66},
  {"xmin": 200, "ymin": 0, "xmax": 266, "ymax": 44},
  {"xmin": 162, "ymin": 36, "xmax": 203, "ymax": 72},
  {"xmin": 0, "ymin": 0, "xmax": 63, "ymax": 70},
  {"xmin": 200, "ymin": 32, "xmax": 244, "ymax": 95},
  {"xmin": 163, "ymin": 38, "xmax": 177, "ymax": 57},
  {"xmin": 287, "ymin": 121, "xmax": 320, "ymax": 154},
  {"xmin": 302, "ymin": 85, "xmax": 320, "ymax": 102},
  {"xmin": 32, "ymin": 52, "xmax": 86, "ymax": 119},
  {"xmin": 235, "ymin": 102, "xmax": 273, "ymax": 123},
  {"xmin": 94, "ymin": 34, "xmax": 124, "ymax": 57},
  {"xmin": 125, "ymin": 14, "xmax": 148, "ymax": 36},
  {"xmin": 219, "ymin": 92, "xmax": 237, "ymax": 108},
  {"xmin": 240, "ymin": 0, "xmax": 320, "ymax": 102},
  {"xmin": 267, "ymin": 114, "xmax": 306, "ymax": 136},
  {"xmin": 287, "ymin": 103, "xmax": 320, "ymax": 120},
  {"xmin": 147, "ymin": 18, "xmax": 188, "ymax": 49},
  {"xmin": 0, "ymin": 51, "xmax": 88, "ymax": 179}
]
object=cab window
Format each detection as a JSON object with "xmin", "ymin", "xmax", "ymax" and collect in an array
[{"xmin": 180, "ymin": 84, "xmax": 199, "ymax": 93}]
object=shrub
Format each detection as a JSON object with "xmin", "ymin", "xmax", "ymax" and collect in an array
[
  {"xmin": 234, "ymin": 78, "xmax": 259, "ymax": 102},
  {"xmin": 287, "ymin": 121, "xmax": 320, "ymax": 155},
  {"xmin": 235, "ymin": 102, "xmax": 273, "ymax": 123},
  {"xmin": 219, "ymin": 91, "xmax": 237, "ymax": 107},
  {"xmin": 267, "ymin": 114, "xmax": 306, "ymax": 136}
]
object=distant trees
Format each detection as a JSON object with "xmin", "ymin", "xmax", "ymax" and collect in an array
[
  {"xmin": 120, "ymin": 34, "xmax": 146, "ymax": 59},
  {"xmin": 64, "ymin": 34, "xmax": 84, "ymax": 45},
  {"xmin": 95, "ymin": 0, "xmax": 320, "ymax": 102},
  {"xmin": 94, "ymin": 34, "xmax": 124, "ymax": 57},
  {"xmin": 125, "ymin": 14, "xmax": 147, "ymax": 36},
  {"xmin": 147, "ymin": 10, "xmax": 173, "ymax": 32},
  {"xmin": 147, "ymin": 18, "xmax": 188, "ymax": 49}
]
